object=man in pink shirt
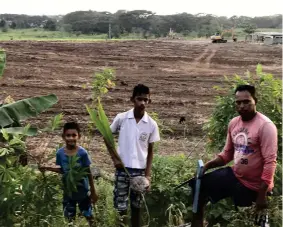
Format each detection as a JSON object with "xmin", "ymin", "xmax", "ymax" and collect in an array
[{"xmin": 189, "ymin": 85, "xmax": 278, "ymax": 227}]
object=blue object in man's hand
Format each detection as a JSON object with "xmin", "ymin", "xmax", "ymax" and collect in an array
[{"xmin": 192, "ymin": 160, "xmax": 204, "ymax": 213}]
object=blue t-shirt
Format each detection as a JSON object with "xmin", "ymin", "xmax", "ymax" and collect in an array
[{"xmin": 56, "ymin": 146, "xmax": 91, "ymax": 200}]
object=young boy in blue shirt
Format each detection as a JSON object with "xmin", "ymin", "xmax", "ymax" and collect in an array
[{"xmin": 39, "ymin": 122, "xmax": 98, "ymax": 226}]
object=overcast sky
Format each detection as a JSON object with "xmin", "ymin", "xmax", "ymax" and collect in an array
[{"xmin": 0, "ymin": 0, "xmax": 282, "ymax": 17}]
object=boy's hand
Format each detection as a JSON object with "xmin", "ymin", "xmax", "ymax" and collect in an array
[
  {"xmin": 38, "ymin": 164, "xmax": 46, "ymax": 173},
  {"xmin": 113, "ymin": 158, "xmax": 124, "ymax": 169},
  {"xmin": 145, "ymin": 176, "xmax": 151, "ymax": 192},
  {"xmin": 90, "ymin": 192, "xmax": 99, "ymax": 204}
]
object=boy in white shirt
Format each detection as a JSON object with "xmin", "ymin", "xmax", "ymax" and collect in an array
[{"xmin": 110, "ymin": 84, "xmax": 160, "ymax": 227}]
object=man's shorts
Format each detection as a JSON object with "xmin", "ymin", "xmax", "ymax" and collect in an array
[
  {"xmin": 114, "ymin": 168, "xmax": 145, "ymax": 211},
  {"xmin": 63, "ymin": 194, "xmax": 92, "ymax": 218},
  {"xmin": 188, "ymin": 167, "xmax": 257, "ymax": 207}
]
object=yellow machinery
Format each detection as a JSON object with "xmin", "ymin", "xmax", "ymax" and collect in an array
[{"xmin": 210, "ymin": 29, "xmax": 237, "ymax": 43}]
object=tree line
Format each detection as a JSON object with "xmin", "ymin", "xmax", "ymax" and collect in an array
[{"xmin": 0, "ymin": 11, "xmax": 282, "ymax": 37}]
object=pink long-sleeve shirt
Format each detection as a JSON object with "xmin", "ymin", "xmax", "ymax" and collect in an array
[{"xmin": 218, "ymin": 112, "xmax": 278, "ymax": 192}]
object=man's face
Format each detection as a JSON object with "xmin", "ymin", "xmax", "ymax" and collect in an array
[
  {"xmin": 235, "ymin": 91, "xmax": 256, "ymax": 118},
  {"xmin": 132, "ymin": 93, "xmax": 150, "ymax": 112},
  {"xmin": 63, "ymin": 129, "xmax": 80, "ymax": 148}
]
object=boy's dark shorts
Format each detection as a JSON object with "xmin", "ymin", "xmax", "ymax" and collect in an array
[
  {"xmin": 114, "ymin": 168, "xmax": 145, "ymax": 211},
  {"xmin": 188, "ymin": 167, "xmax": 257, "ymax": 207},
  {"xmin": 63, "ymin": 195, "xmax": 92, "ymax": 218}
]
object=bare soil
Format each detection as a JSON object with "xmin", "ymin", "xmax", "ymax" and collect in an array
[{"xmin": 0, "ymin": 40, "xmax": 281, "ymax": 170}]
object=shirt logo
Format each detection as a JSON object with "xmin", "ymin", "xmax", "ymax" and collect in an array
[
  {"xmin": 233, "ymin": 128, "xmax": 254, "ymax": 155},
  {"xmin": 139, "ymin": 132, "xmax": 148, "ymax": 142}
]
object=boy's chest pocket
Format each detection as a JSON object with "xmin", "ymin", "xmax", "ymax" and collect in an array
[{"xmin": 139, "ymin": 132, "xmax": 149, "ymax": 143}]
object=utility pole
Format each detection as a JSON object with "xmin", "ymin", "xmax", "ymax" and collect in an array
[{"xmin": 108, "ymin": 23, "xmax": 112, "ymax": 39}]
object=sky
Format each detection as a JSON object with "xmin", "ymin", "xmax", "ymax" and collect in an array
[{"xmin": 0, "ymin": 0, "xmax": 282, "ymax": 17}]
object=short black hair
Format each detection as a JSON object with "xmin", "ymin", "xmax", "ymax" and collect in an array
[
  {"xmin": 132, "ymin": 84, "xmax": 150, "ymax": 98},
  {"xmin": 63, "ymin": 122, "xmax": 81, "ymax": 135},
  {"xmin": 235, "ymin": 84, "xmax": 257, "ymax": 102}
]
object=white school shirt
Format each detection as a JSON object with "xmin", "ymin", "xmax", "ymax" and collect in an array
[{"xmin": 110, "ymin": 109, "xmax": 160, "ymax": 169}]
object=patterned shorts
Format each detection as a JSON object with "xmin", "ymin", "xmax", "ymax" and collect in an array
[{"xmin": 114, "ymin": 168, "xmax": 145, "ymax": 211}]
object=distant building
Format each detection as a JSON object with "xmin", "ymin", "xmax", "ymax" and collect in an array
[{"xmin": 246, "ymin": 32, "xmax": 282, "ymax": 45}]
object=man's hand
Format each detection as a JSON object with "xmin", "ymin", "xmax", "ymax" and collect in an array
[
  {"xmin": 256, "ymin": 193, "xmax": 268, "ymax": 211},
  {"xmin": 256, "ymin": 181, "xmax": 269, "ymax": 211},
  {"xmin": 194, "ymin": 164, "xmax": 207, "ymax": 179}
]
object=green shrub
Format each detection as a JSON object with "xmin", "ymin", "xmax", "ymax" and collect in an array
[
  {"xmin": 204, "ymin": 64, "xmax": 282, "ymax": 157},
  {"xmin": 203, "ymin": 64, "xmax": 282, "ymax": 226}
]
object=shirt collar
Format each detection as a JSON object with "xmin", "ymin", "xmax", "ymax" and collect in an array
[{"xmin": 128, "ymin": 108, "xmax": 148, "ymax": 123}]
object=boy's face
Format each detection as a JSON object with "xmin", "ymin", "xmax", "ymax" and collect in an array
[
  {"xmin": 132, "ymin": 93, "xmax": 150, "ymax": 112},
  {"xmin": 63, "ymin": 129, "xmax": 80, "ymax": 148}
]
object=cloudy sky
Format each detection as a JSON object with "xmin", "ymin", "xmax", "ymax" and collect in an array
[{"xmin": 0, "ymin": 0, "xmax": 282, "ymax": 17}]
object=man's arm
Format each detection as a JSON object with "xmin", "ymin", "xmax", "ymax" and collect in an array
[
  {"xmin": 204, "ymin": 156, "xmax": 226, "ymax": 172},
  {"xmin": 256, "ymin": 123, "xmax": 277, "ymax": 210},
  {"xmin": 204, "ymin": 122, "xmax": 234, "ymax": 172}
]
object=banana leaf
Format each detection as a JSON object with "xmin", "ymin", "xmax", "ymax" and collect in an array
[
  {"xmin": 4, "ymin": 127, "xmax": 38, "ymax": 136},
  {"xmin": 0, "ymin": 94, "xmax": 58, "ymax": 128}
]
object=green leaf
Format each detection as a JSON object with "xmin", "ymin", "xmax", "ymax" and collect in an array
[
  {"xmin": 9, "ymin": 137, "xmax": 25, "ymax": 146},
  {"xmin": 0, "ymin": 148, "xmax": 12, "ymax": 157},
  {"xmin": 4, "ymin": 127, "xmax": 38, "ymax": 136},
  {"xmin": 0, "ymin": 49, "xmax": 6, "ymax": 78},
  {"xmin": 256, "ymin": 64, "xmax": 262, "ymax": 75},
  {"xmin": 42, "ymin": 113, "xmax": 64, "ymax": 132},
  {"xmin": 1, "ymin": 128, "xmax": 9, "ymax": 140},
  {"xmin": 0, "ymin": 165, "xmax": 17, "ymax": 183},
  {"xmin": 0, "ymin": 94, "xmax": 58, "ymax": 128}
]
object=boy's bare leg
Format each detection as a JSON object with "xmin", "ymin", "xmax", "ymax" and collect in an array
[
  {"xmin": 131, "ymin": 207, "xmax": 141, "ymax": 227},
  {"xmin": 85, "ymin": 215, "xmax": 95, "ymax": 227},
  {"xmin": 117, "ymin": 210, "xmax": 128, "ymax": 227}
]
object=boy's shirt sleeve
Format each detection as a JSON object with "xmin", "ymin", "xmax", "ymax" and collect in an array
[
  {"xmin": 55, "ymin": 151, "xmax": 61, "ymax": 166},
  {"xmin": 110, "ymin": 114, "xmax": 120, "ymax": 133},
  {"xmin": 81, "ymin": 150, "xmax": 92, "ymax": 167},
  {"xmin": 149, "ymin": 122, "xmax": 160, "ymax": 143}
]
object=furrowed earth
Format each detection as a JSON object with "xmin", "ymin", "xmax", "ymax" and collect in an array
[{"xmin": 0, "ymin": 40, "xmax": 281, "ymax": 171}]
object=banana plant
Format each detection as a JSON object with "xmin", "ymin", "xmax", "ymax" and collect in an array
[
  {"xmin": 0, "ymin": 49, "xmax": 59, "ymax": 136},
  {"xmin": 0, "ymin": 94, "xmax": 58, "ymax": 136}
]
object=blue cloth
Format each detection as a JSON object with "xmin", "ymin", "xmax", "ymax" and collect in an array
[{"xmin": 56, "ymin": 146, "xmax": 91, "ymax": 200}]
